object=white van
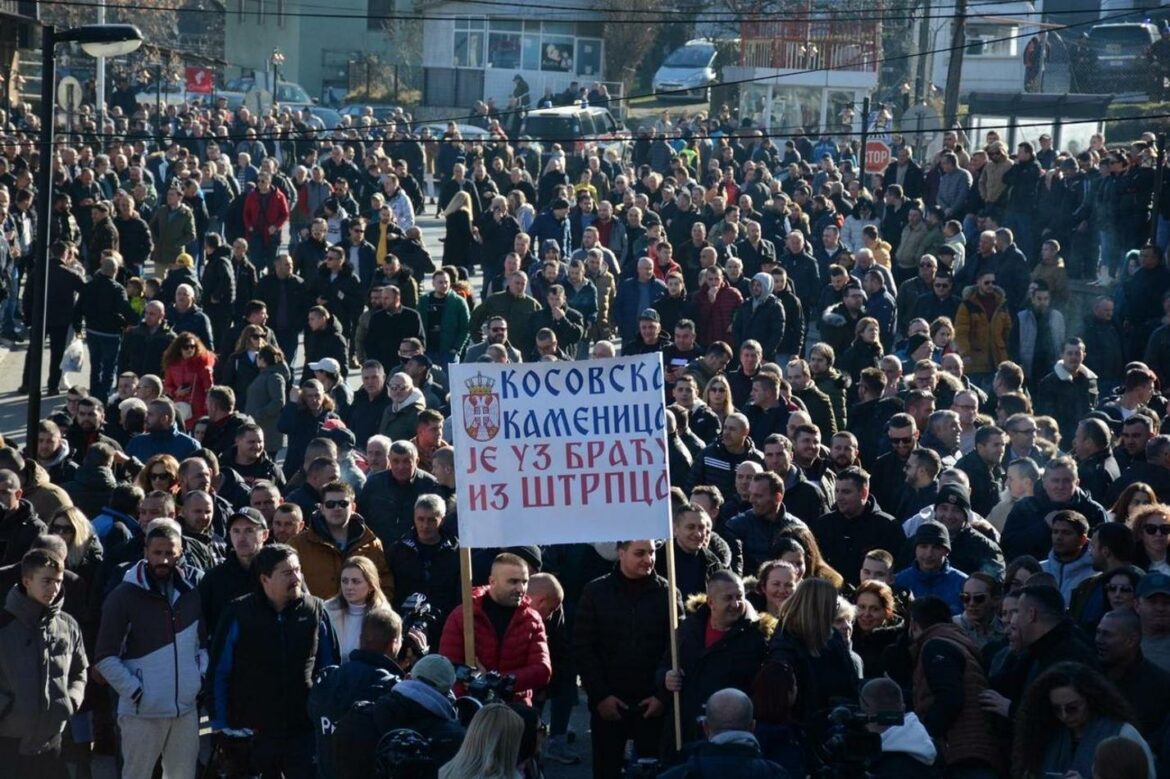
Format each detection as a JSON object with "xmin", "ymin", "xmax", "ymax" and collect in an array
[{"xmin": 652, "ymin": 40, "xmax": 720, "ymax": 101}]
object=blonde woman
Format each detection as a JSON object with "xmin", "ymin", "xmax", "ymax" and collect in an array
[
  {"xmin": 702, "ymin": 374, "xmax": 735, "ymax": 425},
  {"xmin": 324, "ymin": 556, "xmax": 389, "ymax": 660},
  {"xmin": 442, "ymin": 190, "xmax": 475, "ymax": 273},
  {"xmin": 439, "ymin": 703, "xmax": 525, "ymax": 779},
  {"xmin": 48, "ymin": 506, "xmax": 103, "ymax": 592},
  {"xmin": 770, "ymin": 578, "xmax": 860, "ymax": 724}
]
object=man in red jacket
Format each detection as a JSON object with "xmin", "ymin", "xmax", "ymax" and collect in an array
[
  {"xmin": 438, "ymin": 552, "xmax": 552, "ymax": 705},
  {"xmin": 243, "ymin": 172, "xmax": 290, "ymax": 272}
]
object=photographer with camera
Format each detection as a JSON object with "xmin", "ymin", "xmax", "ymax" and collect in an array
[
  {"xmin": 333, "ymin": 654, "xmax": 466, "ymax": 779},
  {"xmin": 659, "ymin": 569, "xmax": 770, "ymax": 748},
  {"xmin": 658, "ymin": 689, "xmax": 790, "ymax": 777},
  {"xmin": 309, "ymin": 607, "xmax": 406, "ymax": 779},
  {"xmin": 857, "ymin": 678, "xmax": 941, "ymax": 778},
  {"xmin": 388, "ymin": 494, "xmax": 461, "ymax": 642},
  {"xmin": 438, "ymin": 552, "xmax": 551, "ymax": 705},
  {"xmin": 208, "ymin": 544, "xmax": 339, "ymax": 778}
]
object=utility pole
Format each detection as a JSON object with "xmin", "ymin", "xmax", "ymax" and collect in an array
[
  {"xmin": 1152, "ymin": 134, "xmax": 1166, "ymax": 247},
  {"xmin": 943, "ymin": 0, "xmax": 967, "ymax": 128},
  {"xmin": 915, "ymin": 0, "xmax": 932, "ymax": 103},
  {"xmin": 96, "ymin": 0, "xmax": 106, "ymax": 122},
  {"xmin": 860, "ymin": 96, "xmax": 870, "ymax": 186}
]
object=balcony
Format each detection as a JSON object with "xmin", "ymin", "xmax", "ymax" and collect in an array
[{"xmin": 740, "ymin": 18, "xmax": 881, "ymax": 73}]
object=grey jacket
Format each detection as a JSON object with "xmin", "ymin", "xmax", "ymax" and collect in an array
[
  {"xmin": 0, "ymin": 585, "xmax": 87, "ymax": 754},
  {"xmin": 244, "ymin": 362, "xmax": 290, "ymax": 451},
  {"xmin": 1016, "ymin": 308, "xmax": 1066, "ymax": 381}
]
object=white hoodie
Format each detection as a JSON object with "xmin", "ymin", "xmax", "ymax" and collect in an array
[{"xmin": 880, "ymin": 712, "xmax": 938, "ymax": 765}]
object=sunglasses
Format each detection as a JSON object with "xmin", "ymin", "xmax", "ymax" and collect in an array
[
  {"xmin": 150, "ymin": 471, "xmax": 174, "ymax": 481},
  {"xmin": 708, "ymin": 386, "xmax": 726, "ymax": 392},
  {"xmin": 49, "ymin": 524, "xmax": 74, "ymax": 533},
  {"xmin": 182, "ymin": 344, "xmax": 196, "ymax": 351},
  {"xmin": 960, "ymin": 593, "xmax": 988, "ymax": 604},
  {"xmin": 322, "ymin": 499, "xmax": 349, "ymax": 509},
  {"xmin": 1144, "ymin": 524, "xmax": 1170, "ymax": 536},
  {"xmin": 1107, "ymin": 584, "xmax": 1135, "ymax": 594},
  {"xmin": 889, "ymin": 436, "xmax": 915, "ymax": 445}
]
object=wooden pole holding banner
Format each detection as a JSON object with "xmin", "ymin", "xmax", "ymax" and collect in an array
[
  {"xmin": 459, "ymin": 546, "xmax": 476, "ymax": 668},
  {"xmin": 664, "ymin": 536, "xmax": 682, "ymax": 750}
]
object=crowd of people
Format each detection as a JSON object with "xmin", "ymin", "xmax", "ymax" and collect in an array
[{"xmin": 6, "ymin": 85, "xmax": 1170, "ymax": 779}]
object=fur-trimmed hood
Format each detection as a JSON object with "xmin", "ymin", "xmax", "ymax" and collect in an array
[{"xmin": 684, "ymin": 592, "xmax": 777, "ymax": 639}]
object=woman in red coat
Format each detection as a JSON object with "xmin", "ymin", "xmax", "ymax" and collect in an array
[{"xmin": 162, "ymin": 334, "xmax": 216, "ymax": 430}]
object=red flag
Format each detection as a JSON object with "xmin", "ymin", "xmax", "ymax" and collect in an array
[{"xmin": 185, "ymin": 66, "xmax": 213, "ymax": 94}]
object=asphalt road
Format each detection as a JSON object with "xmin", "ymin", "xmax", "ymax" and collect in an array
[{"xmin": 20, "ymin": 211, "xmax": 597, "ymax": 777}]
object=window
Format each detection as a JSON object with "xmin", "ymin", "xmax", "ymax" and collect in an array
[
  {"xmin": 576, "ymin": 38, "xmax": 601, "ymax": 76},
  {"xmin": 454, "ymin": 17, "xmax": 486, "ymax": 68},
  {"xmin": 367, "ymin": 0, "xmax": 392, "ymax": 31},
  {"xmin": 543, "ymin": 21, "xmax": 574, "ymax": 35},
  {"xmin": 542, "ymin": 37, "xmax": 574, "ymax": 71},
  {"xmin": 522, "ymin": 35, "xmax": 540, "ymax": 70},
  {"xmin": 966, "ymin": 24, "xmax": 1018, "ymax": 57},
  {"xmin": 488, "ymin": 31, "xmax": 521, "ymax": 68}
]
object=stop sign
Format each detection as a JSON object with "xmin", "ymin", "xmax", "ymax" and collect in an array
[{"xmin": 864, "ymin": 140, "xmax": 891, "ymax": 174}]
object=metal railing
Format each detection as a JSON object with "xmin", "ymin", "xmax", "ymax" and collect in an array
[{"xmin": 740, "ymin": 18, "xmax": 881, "ymax": 72}]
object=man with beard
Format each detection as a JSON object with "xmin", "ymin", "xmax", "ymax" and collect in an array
[
  {"xmin": 209, "ymin": 544, "xmax": 338, "ymax": 778},
  {"xmin": 96, "ymin": 520, "xmax": 205, "ymax": 779}
]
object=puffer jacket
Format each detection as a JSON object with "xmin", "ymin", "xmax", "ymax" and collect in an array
[
  {"xmin": 0, "ymin": 585, "xmax": 87, "ymax": 754},
  {"xmin": 277, "ymin": 405, "xmax": 341, "ymax": 479},
  {"xmin": 686, "ymin": 438, "xmax": 765, "ymax": 499},
  {"xmin": 244, "ymin": 363, "xmax": 288, "ymax": 452},
  {"xmin": 438, "ymin": 586, "xmax": 551, "ymax": 703},
  {"xmin": 95, "ymin": 561, "xmax": 207, "ymax": 718},
  {"xmin": 288, "ymin": 512, "xmax": 394, "ymax": 600},
  {"xmin": 656, "ymin": 597, "xmax": 773, "ymax": 744},
  {"xmin": 387, "ymin": 530, "xmax": 461, "ymax": 624},
  {"xmin": 954, "ymin": 285, "xmax": 1012, "ymax": 374}
]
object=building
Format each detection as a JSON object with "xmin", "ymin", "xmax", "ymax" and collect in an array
[
  {"xmin": 418, "ymin": 1, "xmax": 611, "ymax": 109},
  {"xmin": 1, "ymin": 0, "xmax": 39, "ymax": 108},
  {"xmin": 928, "ymin": 1, "xmax": 1046, "ymax": 95},
  {"xmin": 725, "ymin": 13, "xmax": 880, "ymax": 134},
  {"xmin": 222, "ymin": 0, "xmax": 411, "ymax": 100}
]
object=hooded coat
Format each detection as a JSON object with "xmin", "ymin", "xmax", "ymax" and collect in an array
[
  {"xmin": 730, "ymin": 272, "xmax": 786, "ymax": 357},
  {"xmin": 954, "ymin": 284, "xmax": 1012, "ymax": 374},
  {"xmin": 656, "ymin": 597, "xmax": 774, "ymax": 745}
]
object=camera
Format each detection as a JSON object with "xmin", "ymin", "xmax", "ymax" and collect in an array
[
  {"xmin": 401, "ymin": 593, "xmax": 440, "ymax": 638},
  {"xmin": 816, "ymin": 705, "xmax": 904, "ymax": 779},
  {"xmin": 451, "ymin": 665, "xmax": 518, "ymax": 726}
]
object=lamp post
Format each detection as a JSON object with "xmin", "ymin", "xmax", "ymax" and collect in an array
[{"xmin": 27, "ymin": 23, "xmax": 143, "ymax": 444}]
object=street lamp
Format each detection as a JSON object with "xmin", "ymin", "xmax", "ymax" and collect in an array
[{"xmin": 26, "ymin": 23, "xmax": 143, "ymax": 444}]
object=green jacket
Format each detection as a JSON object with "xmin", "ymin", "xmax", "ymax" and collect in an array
[
  {"xmin": 468, "ymin": 291, "xmax": 542, "ymax": 352},
  {"xmin": 418, "ymin": 292, "xmax": 470, "ymax": 356},
  {"xmin": 0, "ymin": 586, "xmax": 87, "ymax": 754}
]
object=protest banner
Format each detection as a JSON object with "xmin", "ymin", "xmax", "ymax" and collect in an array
[
  {"xmin": 450, "ymin": 354, "xmax": 681, "ymax": 745},
  {"xmin": 449, "ymin": 354, "xmax": 673, "ymax": 548}
]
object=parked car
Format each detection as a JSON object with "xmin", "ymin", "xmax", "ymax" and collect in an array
[
  {"xmin": 652, "ymin": 40, "xmax": 721, "ymax": 101},
  {"xmin": 1082, "ymin": 23, "xmax": 1160, "ymax": 93},
  {"xmin": 520, "ymin": 106, "xmax": 628, "ymax": 163},
  {"xmin": 217, "ymin": 79, "xmax": 316, "ymax": 111},
  {"xmin": 413, "ymin": 122, "xmax": 494, "ymax": 142}
]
